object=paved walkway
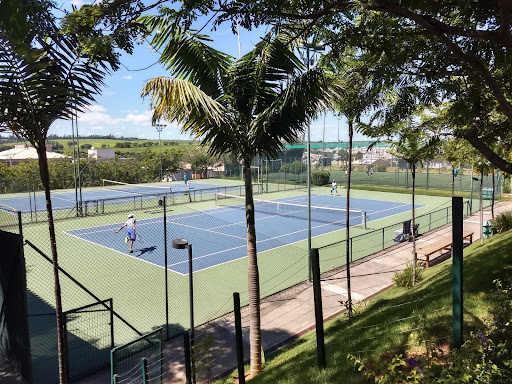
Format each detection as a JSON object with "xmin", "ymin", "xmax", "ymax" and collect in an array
[{"xmin": 3, "ymin": 200, "xmax": 511, "ymax": 384}]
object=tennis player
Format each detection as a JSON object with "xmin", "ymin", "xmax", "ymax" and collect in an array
[
  {"xmin": 115, "ymin": 213, "xmax": 136, "ymax": 253},
  {"xmin": 183, "ymin": 173, "xmax": 189, "ymax": 188},
  {"xmin": 331, "ymin": 179, "xmax": 338, "ymax": 195}
]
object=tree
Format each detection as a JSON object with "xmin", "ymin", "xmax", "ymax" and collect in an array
[
  {"xmin": 141, "ymin": 19, "xmax": 337, "ymax": 374},
  {"xmin": 186, "ymin": 149, "xmax": 212, "ymax": 178},
  {"xmin": 390, "ymin": 127, "xmax": 440, "ymax": 286},
  {"xmin": 0, "ymin": 1, "xmax": 107, "ymax": 382}
]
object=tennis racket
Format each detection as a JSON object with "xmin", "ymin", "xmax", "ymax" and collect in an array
[{"xmin": 136, "ymin": 233, "xmax": 145, "ymax": 244}]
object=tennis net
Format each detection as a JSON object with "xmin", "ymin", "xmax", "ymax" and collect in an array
[
  {"xmin": 101, "ymin": 179, "xmax": 172, "ymax": 197},
  {"xmin": 215, "ymin": 193, "xmax": 366, "ymax": 227}
]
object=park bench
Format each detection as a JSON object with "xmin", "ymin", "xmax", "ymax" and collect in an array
[{"xmin": 416, "ymin": 231, "xmax": 474, "ymax": 268}]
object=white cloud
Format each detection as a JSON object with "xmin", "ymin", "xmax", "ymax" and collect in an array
[
  {"xmin": 70, "ymin": 0, "xmax": 84, "ymax": 7},
  {"xmin": 122, "ymin": 75, "xmax": 133, "ymax": 80},
  {"xmin": 87, "ymin": 105, "xmax": 107, "ymax": 112}
]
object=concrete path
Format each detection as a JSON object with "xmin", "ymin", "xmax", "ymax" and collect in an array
[{"xmin": 4, "ymin": 200, "xmax": 511, "ymax": 384}]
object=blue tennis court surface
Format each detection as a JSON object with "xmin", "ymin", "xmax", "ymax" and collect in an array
[
  {"xmin": 0, "ymin": 181, "xmax": 251, "ymax": 213},
  {"xmin": 65, "ymin": 195, "xmax": 424, "ymax": 275}
]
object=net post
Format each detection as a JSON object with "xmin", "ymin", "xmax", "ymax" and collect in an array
[
  {"xmin": 382, "ymin": 227, "xmax": 385, "ymax": 250},
  {"xmin": 363, "ymin": 212, "xmax": 367, "ymax": 229},
  {"xmin": 113, "ymin": 374, "xmax": 119, "ymax": 384}
]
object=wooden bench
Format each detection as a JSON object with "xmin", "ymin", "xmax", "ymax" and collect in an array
[{"xmin": 416, "ymin": 231, "xmax": 474, "ymax": 268}]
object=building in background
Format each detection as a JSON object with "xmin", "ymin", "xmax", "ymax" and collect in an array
[
  {"xmin": 0, "ymin": 144, "xmax": 68, "ymax": 166},
  {"xmin": 87, "ymin": 147, "xmax": 115, "ymax": 160}
]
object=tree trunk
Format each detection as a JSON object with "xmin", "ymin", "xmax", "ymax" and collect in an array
[
  {"xmin": 345, "ymin": 119, "xmax": 353, "ymax": 320},
  {"xmin": 244, "ymin": 158, "xmax": 262, "ymax": 374},
  {"xmin": 36, "ymin": 143, "xmax": 67, "ymax": 383},
  {"xmin": 412, "ymin": 164, "xmax": 417, "ymax": 286}
]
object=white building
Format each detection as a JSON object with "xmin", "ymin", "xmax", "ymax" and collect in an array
[
  {"xmin": 87, "ymin": 147, "xmax": 115, "ymax": 160},
  {"xmin": 0, "ymin": 144, "xmax": 68, "ymax": 166}
]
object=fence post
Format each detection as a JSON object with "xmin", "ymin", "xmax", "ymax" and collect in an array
[
  {"xmin": 311, "ymin": 248, "xmax": 326, "ymax": 369},
  {"xmin": 183, "ymin": 332, "xmax": 192, "ymax": 384},
  {"xmin": 113, "ymin": 374, "xmax": 119, "ymax": 384},
  {"xmin": 163, "ymin": 196, "xmax": 169, "ymax": 340},
  {"xmin": 382, "ymin": 228, "xmax": 385, "ymax": 250},
  {"xmin": 141, "ymin": 358, "xmax": 148, "ymax": 384},
  {"xmin": 233, "ymin": 293, "xmax": 245, "ymax": 384},
  {"xmin": 111, "ymin": 348, "xmax": 117, "ymax": 384},
  {"xmin": 452, "ymin": 197, "xmax": 463, "ymax": 349},
  {"xmin": 446, "ymin": 207, "xmax": 449, "ymax": 224},
  {"xmin": 429, "ymin": 212, "xmax": 432, "ymax": 231}
]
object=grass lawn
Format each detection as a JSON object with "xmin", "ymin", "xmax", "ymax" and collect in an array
[
  {"xmin": 0, "ymin": 138, "xmax": 200, "ymax": 155},
  {"xmin": 216, "ymin": 231, "xmax": 512, "ymax": 383}
]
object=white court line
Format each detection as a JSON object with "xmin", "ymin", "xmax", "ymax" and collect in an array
[
  {"xmin": 62, "ymin": 230, "xmax": 184, "ymax": 274},
  {"xmin": 65, "ymin": 196, "xmax": 430, "ymax": 275}
]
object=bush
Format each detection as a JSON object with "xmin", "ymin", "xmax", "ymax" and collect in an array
[
  {"xmin": 392, "ymin": 262, "xmax": 423, "ymax": 288},
  {"xmin": 311, "ymin": 171, "xmax": 330, "ymax": 186},
  {"xmin": 491, "ymin": 211, "xmax": 512, "ymax": 233}
]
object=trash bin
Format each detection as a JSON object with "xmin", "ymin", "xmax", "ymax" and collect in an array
[{"xmin": 483, "ymin": 220, "xmax": 492, "ymax": 239}]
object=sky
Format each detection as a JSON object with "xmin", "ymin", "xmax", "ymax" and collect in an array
[{"xmin": 41, "ymin": 3, "xmax": 368, "ymax": 143}]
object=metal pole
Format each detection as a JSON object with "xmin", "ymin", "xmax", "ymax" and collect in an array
[
  {"xmin": 75, "ymin": 115, "xmax": 83, "ymax": 215},
  {"xmin": 163, "ymin": 197, "xmax": 169, "ymax": 340},
  {"xmin": 159, "ymin": 129, "xmax": 163, "ymax": 181},
  {"xmin": 233, "ymin": 293, "xmax": 246, "ymax": 384},
  {"xmin": 307, "ymin": 46, "xmax": 312, "ymax": 281},
  {"xmin": 183, "ymin": 332, "xmax": 192, "ymax": 384},
  {"xmin": 452, "ymin": 197, "xmax": 463, "ymax": 349},
  {"xmin": 71, "ymin": 118, "xmax": 78, "ymax": 215},
  {"xmin": 470, "ymin": 165, "xmax": 474, "ymax": 213},
  {"xmin": 311, "ymin": 248, "xmax": 326, "ymax": 369},
  {"xmin": 188, "ymin": 244, "xmax": 196, "ymax": 384}
]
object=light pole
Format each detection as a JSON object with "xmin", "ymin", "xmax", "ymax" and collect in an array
[
  {"xmin": 155, "ymin": 124, "xmax": 166, "ymax": 181},
  {"xmin": 300, "ymin": 43, "xmax": 324, "ymax": 281},
  {"xmin": 172, "ymin": 238, "xmax": 195, "ymax": 383}
]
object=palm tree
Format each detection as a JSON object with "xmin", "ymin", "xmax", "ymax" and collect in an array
[
  {"xmin": 141, "ymin": 18, "xmax": 337, "ymax": 375},
  {"xmin": 390, "ymin": 127, "xmax": 440, "ymax": 286},
  {"xmin": 0, "ymin": 7, "xmax": 106, "ymax": 382}
]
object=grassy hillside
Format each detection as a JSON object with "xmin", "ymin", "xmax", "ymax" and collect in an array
[
  {"xmin": 0, "ymin": 138, "xmax": 201, "ymax": 155},
  {"xmin": 217, "ymin": 232, "xmax": 512, "ymax": 383}
]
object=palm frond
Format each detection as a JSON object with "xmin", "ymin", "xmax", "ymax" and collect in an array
[{"xmin": 139, "ymin": 15, "xmax": 231, "ymax": 98}]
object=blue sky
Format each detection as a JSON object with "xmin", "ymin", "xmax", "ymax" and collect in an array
[{"xmin": 45, "ymin": 4, "xmax": 366, "ymax": 142}]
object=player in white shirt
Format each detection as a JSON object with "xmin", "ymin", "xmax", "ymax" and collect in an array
[
  {"xmin": 115, "ymin": 213, "xmax": 137, "ymax": 253},
  {"xmin": 331, "ymin": 180, "xmax": 338, "ymax": 195}
]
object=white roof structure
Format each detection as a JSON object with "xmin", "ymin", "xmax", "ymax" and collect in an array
[{"xmin": 0, "ymin": 144, "xmax": 68, "ymax": 165}]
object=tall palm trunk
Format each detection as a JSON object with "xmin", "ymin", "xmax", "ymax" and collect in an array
[
  {"xmin": 345, "ymin": 119, "xmax": 353, "ymax": 319},
  {"xmin": 244, "ymin": 158, "xmax": 262, "ymax": 374},
  {"xmin": 412, "ymin": 163, "xmax": 417, "ymax": 286},
  {"xmin": 36, "ymin": 143, "xmax": 67, "ymax": 383}
]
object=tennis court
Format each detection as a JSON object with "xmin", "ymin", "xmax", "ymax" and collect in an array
[
  {"xmin": 0, "ymin": 179, "xmax": 258, "ymax": 213},
  {"xmin": 65, "ymin": 194, "xmax": 423, "ymax": 275}
]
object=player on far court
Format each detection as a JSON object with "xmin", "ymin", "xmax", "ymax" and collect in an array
[
  {"xmin": 115, "ymin": 213, "xmax": 136, "ymax": 253},
  {"xmin": 183, "ymin": 173, "xmax": 189, "ymax": 188},
  {"xmin": 331, "ymin": 179, "xmax": 338, "ymax": 195}
]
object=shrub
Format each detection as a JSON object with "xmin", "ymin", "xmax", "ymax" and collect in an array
[
  {"xmin": 503, "ymin": 174, "xmax": 511, "ymax": 194},
  {"xmin": 491, "ymin": 211, "xmax": 512, "ymax": 233},
  {"xmin": 392, "ymin": 262, "xmax": 423, "ymax": 288},
  {"xmin": 311, "ymin": 171, "xmax": 330, "ymax": 186}
]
